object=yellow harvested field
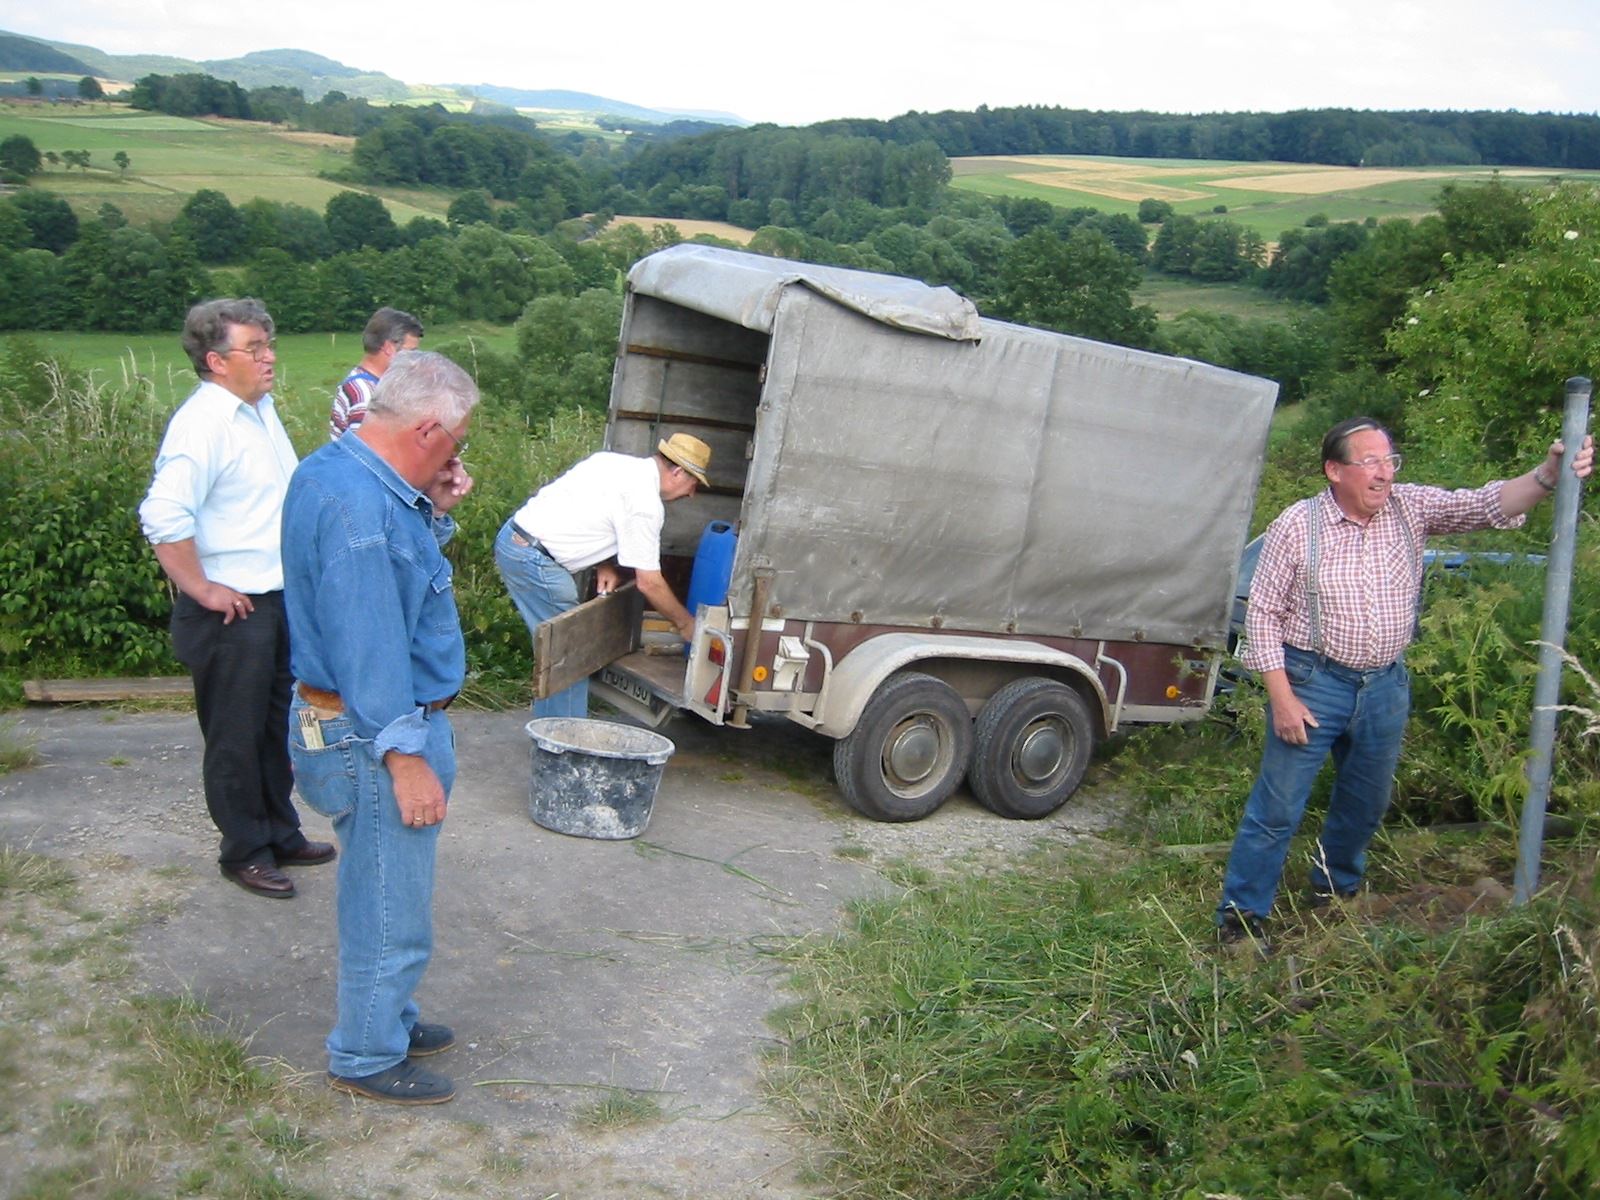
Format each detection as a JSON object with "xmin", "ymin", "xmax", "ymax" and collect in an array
[
  {"xmin": 1011, "ymin": 172, "xmax": 1210, "ymax": 203},
  {"xmin": 1210, "ymin": 168, "xmax": 1451, "ymax": 194},
  {"xmin": 608, "ymin": 215, "xmax": 754, "ymax": 244}
]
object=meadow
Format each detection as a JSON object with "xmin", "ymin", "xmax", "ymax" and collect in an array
[
  {"xmin": 951, "ymin": 153, "xmax": 1598, "ymax": 238},
  {"xmin": 0, "ymin": 102, "xmax": 445, "ymax": 226}
]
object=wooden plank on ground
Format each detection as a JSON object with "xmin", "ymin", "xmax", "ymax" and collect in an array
[
  {"xmin": 534, "ymin": 584, "xmax": 642, "ymax": 699},
  {"xmin": 25, "ymin": 677, "xmax": 191, "ymax": 703}
]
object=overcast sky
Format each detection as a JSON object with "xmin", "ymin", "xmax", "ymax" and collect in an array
[{"xmin": 3, "ymin": 0, "xmax": 1594, "ymax": 127}]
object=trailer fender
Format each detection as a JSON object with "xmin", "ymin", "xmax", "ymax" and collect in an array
[{"xmin": 807, "ymin": 633, "xmax": 1109, "ymax": 739}]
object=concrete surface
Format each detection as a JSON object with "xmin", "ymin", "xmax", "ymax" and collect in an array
[{"xmin": 0, "ymin": 704, "xmax": 1114, "ymax": 1196}]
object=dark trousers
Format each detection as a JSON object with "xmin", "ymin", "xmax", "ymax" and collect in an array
[{"xmin": 170, "ymin": 590, "xmax": 303, "ymax": 869}]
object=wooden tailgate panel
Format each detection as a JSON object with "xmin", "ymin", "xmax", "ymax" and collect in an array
[{"xmin": 533, "ymin": 584, "xmax": 643, "ymax": 699}]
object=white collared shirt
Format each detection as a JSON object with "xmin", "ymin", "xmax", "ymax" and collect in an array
[{"xmin": 139, "ymin": 380, "xmax": 299, "ymax": 593}]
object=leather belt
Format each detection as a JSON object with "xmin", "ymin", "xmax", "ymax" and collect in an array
[
  {"xmin": 296, "ymin": 681, "xmax": 454, "ymax": 714},
  {"xmin": 510, "ymin": 522, "xmax": 549, "ymax": 556}
]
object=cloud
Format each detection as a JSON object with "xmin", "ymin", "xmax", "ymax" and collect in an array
[{"xmin": 7, "ymin": 0, "xmax": 1596, "ymax": 126}]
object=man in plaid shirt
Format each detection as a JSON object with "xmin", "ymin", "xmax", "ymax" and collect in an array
[{"xmin": 1218, "ymin": 416, "xmax": 1592, "ymax": 948}]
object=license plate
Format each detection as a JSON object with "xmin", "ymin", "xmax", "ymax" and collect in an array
[{"xmin": 599, "ymin": 666, "xmax": 661, "ymax": 710}]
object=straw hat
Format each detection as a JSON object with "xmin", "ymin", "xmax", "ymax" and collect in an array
[{"xmin": 657, "ymin": 433, "xmax": 712, "ymax": 487}]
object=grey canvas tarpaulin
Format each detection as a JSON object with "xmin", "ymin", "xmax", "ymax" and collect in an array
[
  {"xmin": 619, "ymin": 245, "xmax": 1277, "ymax": 652},
  {"xmin": 626, "ymin": 243, "xmax": 984, "ymax": 341}
]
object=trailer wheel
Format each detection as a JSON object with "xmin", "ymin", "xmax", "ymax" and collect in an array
[
  {"xmin": 832, "ymin": 672, "xmax": 973, "ymax": 822},
  {"xmin": 968, "ymin": 677, "xmax": 1095, "ymax": 819}
]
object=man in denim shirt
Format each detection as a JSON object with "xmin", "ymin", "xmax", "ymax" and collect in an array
[{"xmin": 282, "ymin": 351, "xmax": 477, "ymax": 1105}]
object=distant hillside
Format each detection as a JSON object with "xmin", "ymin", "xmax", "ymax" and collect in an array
[
  {"xmin": 457, "ymin": 83, "xmax": 744, "ymax": 127},
  {"xmin": 0, "ymin": 30, "xmax": 748, "ymax": 122},
  {"xmin": 3, "ymin": 33, "xmax": 411, "ymax": 100},
  {"xmin": 658, "ymin": 107, "xmax": 747, "ymax": 126},
  {"xmin": 197, "ymin": 48, "xmax": 409, "ymax": 100},
  {"xmin": 0, "ymin": 32, "xmax": 93, "ymax": 74},
  {"xmin": 22, "ymin": 35, "xmax": 197, "ymax": 81}
]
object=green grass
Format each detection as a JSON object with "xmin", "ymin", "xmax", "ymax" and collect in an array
[
  {"xmin": 771, "ymin": 793, "xmax": 1600, "ymax": 1198},
  {"xmin": 0, "ymin": 100, "xmax": 447, "ymax": 226},
  {"xmin": 0, "ymin": 719, "xmax": 40, "ymax": 773},
  {"xmin": 573, "ymin": 1086, "xmax": 665, "ymax": 1129},
  {"xmin": 1136, "ymin": 270, "xmax": 1314, "ymax": 322}
]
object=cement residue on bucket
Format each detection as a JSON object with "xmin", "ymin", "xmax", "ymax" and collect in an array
[{"xmin": 526, "ymin": 718, "xmax": 675, "ymax": 840}]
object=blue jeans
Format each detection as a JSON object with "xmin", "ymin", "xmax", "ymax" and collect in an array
[
  {"xmin": 494, "ymin": 518, "xmax": 588, "ymax": 719},
  {"xmin": 289, "ymin": 692, "xmax": 456, "ymax": 1078},
  {"xmin": 1219, "ymin": 646, "xmax": 1410, "ymax": 921}
]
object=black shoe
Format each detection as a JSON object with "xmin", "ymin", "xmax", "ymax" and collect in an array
[
  {"xmin": 329, "ymin": 1060, "xmax": 455, "ymax": 1105},
  {"xmin": 276, "ymin": 840, "xmax": 337, "ymax": 867},
  {"xmin": 1307, "ymin": 886, "xmax": 1359, "ymax": 909},
  {"xmin": 408, "ymin": 1022, "xmax": 455, "ymax": 1057},
  {"xmin": 1217, "ymin": 909, "xmax": 1271, "ymax": 953},
  {"xmin": 220, "ymin": 862, "xmax": 296, "ymax": 899}
]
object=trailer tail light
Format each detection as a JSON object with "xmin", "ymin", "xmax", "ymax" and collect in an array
[{"xmin": 703, "ymin": 637, "xmax": 728, "ymax": 707}]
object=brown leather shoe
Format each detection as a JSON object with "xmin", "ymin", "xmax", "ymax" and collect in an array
[
  {"xmin": 277, "ymin": 840, "xmax": 337, "ymax": 867},
  {"xmin": 221, "ymin": 862, "xmax": 296, "ymax": 898}
]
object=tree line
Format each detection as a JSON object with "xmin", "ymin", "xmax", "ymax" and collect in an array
[{"xmin": 808, "ymin": 105, "xmax": 1600, "ymax": 169}]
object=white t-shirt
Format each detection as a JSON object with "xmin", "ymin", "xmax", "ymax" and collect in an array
[{"xmin": 512, "ymin": 452, "xmax": 664, "ymax": 572}]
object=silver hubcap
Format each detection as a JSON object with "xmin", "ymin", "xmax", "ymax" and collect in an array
[
  {"xmin": 885, "ymin": 718, "xmax": 941, "ymax": 787},
  {"xmin": 1015, "ymin": 720, "xmax": 1065, "ymax": 784}
]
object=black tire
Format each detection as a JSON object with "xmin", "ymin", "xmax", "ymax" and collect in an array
[
  {"xmin": 832, "ymin": 672, "xmax": 973, "ymax": 822},
  {"xmin": 968, "ymin": 677, "xmax": 1095, "ymax": 819}
]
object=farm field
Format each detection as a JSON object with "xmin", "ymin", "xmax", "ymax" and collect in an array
[
  {"xmin": 605, "ymin": 213, "xmax": 754, "ymax": 244},
  {"xmin": 0, "ymin": 102, "xmax": 448, "ymax": 226},
  {"xmin": 952, "ymin": 154, "xmax": 1596, "ymax": 237},
  {"xmin": 1135, "ymin": 271, "xmax": 1313, "ymax": 322}
]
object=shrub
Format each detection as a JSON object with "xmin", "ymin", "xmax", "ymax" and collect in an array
[{"xmin": 0, "ymin": 346, "xmax": 177, "ymax": 682}]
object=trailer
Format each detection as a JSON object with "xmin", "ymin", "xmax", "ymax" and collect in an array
[{"xmin": 535, "ymin": 244, "xmax": 1277, "ymax": 821}]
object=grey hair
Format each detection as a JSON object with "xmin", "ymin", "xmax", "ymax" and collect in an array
[
  {"xmin": 1322, "ymin": 415, "xmax": 1393, "ymax": 466},
  {"xmin": 362, "ymin": 306, "xmax": 424, "ymax": 355},
  {"xmin": 181, "ymin": 298, "xmax": 275, "ymax": 377},
  {"xmin": 366, "ymin": 350, "xmax": 479, "ymax": 428}
]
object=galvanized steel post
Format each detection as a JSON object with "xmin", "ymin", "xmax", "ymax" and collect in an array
[{"xmin": 1513, "ymin": 377, "xmax": 1591, "ymax": 905}]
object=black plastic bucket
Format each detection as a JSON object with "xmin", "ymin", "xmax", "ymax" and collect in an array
[{"xmin": 526, "ymin": 718, "xmax": 676, "ymax": 840}]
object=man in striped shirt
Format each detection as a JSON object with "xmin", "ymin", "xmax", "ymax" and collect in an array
[
  {"xmin": 1218, "ymin": 416, "xmax": 1592, "ymax": 948},
  {"xmin": 329, "ymin": 308, "xmax": 424, "ymax": 439}
]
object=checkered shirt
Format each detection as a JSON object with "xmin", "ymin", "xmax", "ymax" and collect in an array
[{"xmin": 1242, "ymin": 481, "xmax": 1523, "ymax": 673}]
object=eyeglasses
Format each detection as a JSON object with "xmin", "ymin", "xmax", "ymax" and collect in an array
[
  {"xmin": 431, "ymin": 423, "xmax": 468, "ymax": 457},
  {"xmin": 219, "ymin": 339, "xmax": 276, "ymax": 362},
  {"xmin": 1345, "ymin": 453, "xmax": 1402, "ymax": 472}
]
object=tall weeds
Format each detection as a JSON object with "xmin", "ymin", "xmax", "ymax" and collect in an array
[{"xmin": 0, "ymin": 344, "xmax": 177, "ymax": 686}]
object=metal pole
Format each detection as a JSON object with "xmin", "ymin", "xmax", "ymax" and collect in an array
[{"xmin": 1513, "ymin": 377, "xmax": 1591, "ymax": 905}]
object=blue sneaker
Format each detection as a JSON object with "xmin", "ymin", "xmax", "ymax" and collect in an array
[
  {"xmin": 329, "ymin": 1060, "xmax": 455, "ymax": 1105},
  {"xmin": 408, "ymin": 1022, "xmax": 456, "ymax": 1057}
]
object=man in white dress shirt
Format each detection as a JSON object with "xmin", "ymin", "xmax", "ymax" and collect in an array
[{"xmin": 140, "ymin": 298, "xmax": 335, "ymax": 899}]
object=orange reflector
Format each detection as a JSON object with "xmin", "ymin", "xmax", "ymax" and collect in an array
[
  {"xmin": 1165, "ymin": 685, "xmax": 1182, "ymax": 699},
  {"xmin": 753, "ymin": 665, "xmax": 769, "ymax": 682}
]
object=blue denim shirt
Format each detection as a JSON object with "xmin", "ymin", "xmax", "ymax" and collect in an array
[{"xmin": 282, "ymin": 433, "xmax": 464, "ymax": 758}]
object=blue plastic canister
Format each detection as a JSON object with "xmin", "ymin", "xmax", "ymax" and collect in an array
[{"xmin": 685, "ymin": 520, "xmax": 737, "ymax": 619}]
